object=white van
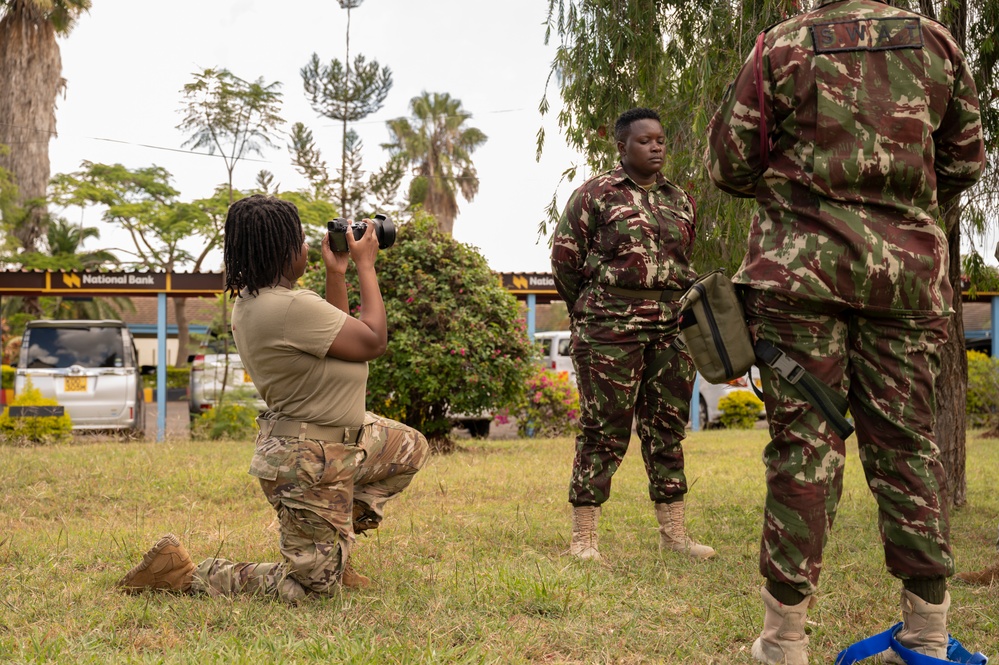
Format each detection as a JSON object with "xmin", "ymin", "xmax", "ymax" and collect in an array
[
  {"xmin": 534, "ymin": 330, "xmax": 574, "ymax": 380},
  {"xmin": 15, "ymin": 320, "xmax": 150, "ymax": 435}
]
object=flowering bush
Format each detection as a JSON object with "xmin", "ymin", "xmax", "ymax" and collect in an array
[
  {"xmin": 508, "ymin": 369, "xmax": 580, "ymax": 438},
  {"xmin": 0, "ymin": 381, "xmax": 73, "ymax": 446},
  {"xmin": 967, "ymin": 350, "xmax": 999, "ymax": 433}
]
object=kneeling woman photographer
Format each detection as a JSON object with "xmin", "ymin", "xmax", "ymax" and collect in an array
[{"xmin": 118, "ymin": 194, "xmax": 428, "ymax": 602}]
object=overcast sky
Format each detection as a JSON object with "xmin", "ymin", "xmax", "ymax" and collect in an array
[{"xmin": 49, "ymin": 0, "xmax": 591, "ymax": 275}]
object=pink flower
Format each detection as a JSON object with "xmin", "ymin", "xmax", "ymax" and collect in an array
[
  {"xmin": 459, "ymin": 349, "xmax": 466, "ymax": 356},
  {"xmin": 406, "ymin": 297, "xmax": 414, "ymax": 303}
]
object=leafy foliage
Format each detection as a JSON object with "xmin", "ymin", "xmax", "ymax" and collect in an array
[
  {"xmin": 1, "ymin": 363, "xmax": 13, "ymax": 389},
  {"xmin": 177, "ymin": 67, "xmax": 284, "ymax": 203},
  {"xmin": 506, "ymin": 368, "xmax": 580, "ymax": 438},
  {"xmin": 190, "ymin": 402, "xmax": 259, "ymax": 442},
  {"xmin": 718, "ymin": 390, "xmax": 764, "ymax": 430},
  {"xmin": 966, "ymin": 350, "xmax": 999, "ymax": 433},
  {"xmin": 0, "ymin": 380, "xmax": 73, "ymax": 446},
  {"xmin": 303, "ymin": 211, "xmax": 534, "ymax": 452}
]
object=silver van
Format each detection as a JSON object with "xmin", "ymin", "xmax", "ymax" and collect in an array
[{"xmin": 15, "ymin": 320, "xmax": 149, "ymax": 435}]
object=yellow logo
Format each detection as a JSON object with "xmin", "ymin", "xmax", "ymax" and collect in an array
[
  {"xmin": 512, "ymin": 275, "xmax": 528, "ymax": 290},
  {"xmin": 62, "ymin": 273, "xmax": 82, "ymax": 289}
]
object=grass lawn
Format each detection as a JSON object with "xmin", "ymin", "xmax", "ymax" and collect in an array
[{"xmin": 1, "ymin": 428, "xmax": 997, "ymax": 663}]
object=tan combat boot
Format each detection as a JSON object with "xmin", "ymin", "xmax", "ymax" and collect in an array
[
  {"xmin": 340, "ymin": 557, "xmax": 371, "ymax": 589},
  {"xmin": 569, "ymin": 505, "xmax": 601, "ymax": 561},
  {"xmin": 955, "ymin": 562, "xmax": 999, "ymax": 586},
  {"xmin": 117, "ymin": 533, "xmax": 196, "ymax": 593},
  {"xmin": 655, "ymin": 501, "xmax": 716, "ymax": 559},
  {"xmin": 882, "ymin": 590, "xmax": 950, "ymax": 664},
  {"xmin": 751, "ymin": 587, "xmax": 813, "ymax": 665}
]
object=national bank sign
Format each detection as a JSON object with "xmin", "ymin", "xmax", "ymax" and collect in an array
[{"xmin": 499, "ymin": 272, "xmax": 557, "ymax": 294}]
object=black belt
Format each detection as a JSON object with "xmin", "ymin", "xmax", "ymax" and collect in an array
[{"xmin": 606, "ymin": 285, "xmax": 681, "ymax": 302}]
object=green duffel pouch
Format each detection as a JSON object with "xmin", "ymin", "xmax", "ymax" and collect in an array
[{"xmin": 677, "ymin": 270, "xmax": 756, "ymax": 384}]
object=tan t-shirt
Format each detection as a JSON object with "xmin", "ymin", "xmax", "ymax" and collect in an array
[{"xmin": 231, "ymin": 286, "xmax": 367, "ymax": 427}]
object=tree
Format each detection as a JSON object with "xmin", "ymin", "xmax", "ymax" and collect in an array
[
  {"xmin": 177, "ymin": 68, "xmax": 284, "ymax": 206},
  {"xmin": 383, "ymin": 92, "xmax": 487, "ymax": 235},
  {"xmin": 302, "ymin": 211, "xmax": 535, "ymax": 453},
  {"xmin": 299, "ymin": 0, "xmax": 392, "ymax": 219},
  {"xmin": 0, "ymin": 0, "xmax": 90, "ymax": 254},
  {"xmin": 540, "ymin": 0, "xmax": 999, "ymax": 507},
  {"xmin": 288, "ymin": 122, "xmax": 402, "ymax": 219},
  {"xmin": 50, "ymin": 161, "xmax": 220, "ymax": 365}
]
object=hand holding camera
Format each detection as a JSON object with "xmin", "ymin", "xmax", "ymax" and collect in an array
[{"xmin": 327, "ymin": 213, "xmax": 396, "ymax": 253}]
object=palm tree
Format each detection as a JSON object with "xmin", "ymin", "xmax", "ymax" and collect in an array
[
  {"xmin": 11, "ymin": 218, "xmax": 133, "ymax": 320},
  {"xmin": 0, "ymin": 0, "xmax": 91, "ymax": 253},
  {"xmin": 382, "ymin": 92, "xmax": 487, "ymax": 235}
]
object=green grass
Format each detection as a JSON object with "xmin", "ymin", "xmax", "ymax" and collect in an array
[{"xmin": 1, "ymin": 430, "xmax": 997, "ymax": 663}]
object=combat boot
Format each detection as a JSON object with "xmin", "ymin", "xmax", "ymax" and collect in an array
[
  {"xmin": 882, "ymin": 589, "xmax": 950, "ymax": 664},
  {"xmin": 751, "ymin": 587, "xmax": 813, "ymax": 665},
  {"xmin": 340, "ymin": 557, "xmax": 371, "ymax": 589},
  {"xmin": 956, "ymin": 562, "xmax": 999, "ymax": 586},
  {"xmin": 117, "ymin": 533, "xmax": 196, "ymax": 593},
  {"xmin": 569, "ymin": 505, "xmax": 601, "ymax": 561},
  {"xmin": 655, "ymin": 501, "xmax": 716, "ymax": 559}
]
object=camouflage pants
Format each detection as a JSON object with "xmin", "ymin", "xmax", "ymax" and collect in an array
[
  {"xmin": 744, "ymin": 289, "xmax": 954, "ymax": 596},
  {"xmin": 190, "ymin": 412, "xmax": 428, "ymax": 602},
  {"xmin": 568, "ymin": 289, "xmax": 694, "ymax": 506}
]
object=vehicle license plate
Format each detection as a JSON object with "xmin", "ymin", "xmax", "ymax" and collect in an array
[
  {"xmin": 243, "ymin": 370, "xmax": 253, "ymax": 383},
  {"xmin": 65, "ymin": 376, "xmax": 87, "ymax": 392}
]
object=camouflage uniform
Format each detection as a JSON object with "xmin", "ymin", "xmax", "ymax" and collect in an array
[
  {"xmin": 705, "ymin": 0, "xmax": 985, "ymax": 595},
  {"xmin": 551, "ymin": 164, "xmax": 697, "ymax": 506},
  {"xmin": 190, "ymin": 412, "xmax": 428, "ymax": 602}
]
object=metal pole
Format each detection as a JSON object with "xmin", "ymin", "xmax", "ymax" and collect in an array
[
  {"xmin": 527, "ymin": 294, "xmax": 536, "ymax": 341},
  {"xmin": 690, "ymin": 372, "xmax": 702, "ymax": 432},
  {"xmin": 157, "ymin": 293, "xmax": 168, "ymax": 441}
]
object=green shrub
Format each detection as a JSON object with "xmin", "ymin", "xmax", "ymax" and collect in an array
[
  {"xmin": 504, "ymin": 368, "xmax": 580, "ymax": 438},
  {"xmin": 718, "ymin": 390, "xmax": 764, "ymax": 429},
  {"xmin": 142, "ymin": 366, "xmax": 190, "ymax": 390},
  {"xmin": 0, "ymin": 381, "xmax": 73, "ymax": 446},
  {"xmin": 191, "ymin": 403, "xmax": 259, "ymax": 441},
  {"xmin": 967, "ymin": 350, "xmax": 999, "ymax": 429},
  {"xmin": 1, "ymin": 364, "xmax": 13, "ymax": 390}
]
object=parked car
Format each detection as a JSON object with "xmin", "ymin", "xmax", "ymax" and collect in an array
[
  {"xmin": 534, "ymin": 330, "xmax": 574, "ymax": 379},
  {"xmin": 188, "ymin": 344, "xmax": 265, "ymax": 422},
  {"xmin": 695, "ymin": 368, "xmax": 764, "ymax": 429},
  {"xmin": 15, "ymin": 319, "xmax": 152, "ymax": 435}
]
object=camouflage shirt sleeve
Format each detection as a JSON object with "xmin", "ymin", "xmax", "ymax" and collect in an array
[{"xmin": 550, "ymin": 185, "xmax": 592, "ymax": 310}]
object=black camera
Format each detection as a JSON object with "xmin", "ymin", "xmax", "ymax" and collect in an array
[{"xmin": 327, "ymin": 213, "xmax": 396, "ymax": 253}]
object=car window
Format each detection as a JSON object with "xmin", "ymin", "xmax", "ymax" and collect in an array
[
  {"xmin": 23, "ymin": 327, "xmax": 126, "ymax": 369},
  {"xmin": 557, "ymin": 338, "xmax": 571, "ymax": 356}
]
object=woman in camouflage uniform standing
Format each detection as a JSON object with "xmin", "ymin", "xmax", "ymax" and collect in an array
[
  {"xmin": 552, "ymin": 108, "xmax": 714, "ymax": 563},
  {"xmin": 705, "ymin": 0, "xmax": 985, "ymax": 662}
]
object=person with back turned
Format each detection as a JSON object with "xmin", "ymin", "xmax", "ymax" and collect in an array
[{"xmin": 705, "ymin": 1, "xmax": 985, "ymax": 662}]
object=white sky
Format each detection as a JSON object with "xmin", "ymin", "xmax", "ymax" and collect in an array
[{"xmin": 49, "ymin": 0, "xmax": 590, "ymax": 274}]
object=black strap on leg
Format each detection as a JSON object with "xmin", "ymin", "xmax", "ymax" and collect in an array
[{"xmin": 754, "ymin": 339, "xmax": 854, "ymax": 440}]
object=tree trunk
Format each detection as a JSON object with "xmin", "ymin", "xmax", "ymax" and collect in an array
[
  {"xmin": 935, "ymin": 205, "xmax": 967, "ymax": 508},
  {"xmin": 0, "ymin": 2, "xmax": 62, "ymax": 253},
  {"xmin": 172, "ymin": 297, "xmax": 190, "ymax": 367}
]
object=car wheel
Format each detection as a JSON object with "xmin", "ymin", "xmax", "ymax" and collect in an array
[
  {"xmin": 465, "ymin": 419, "xmax": 491, "ymax": 438},
  {"xmin": 698, "ymin": 395, "xmax": 709, "ymax": 431}
]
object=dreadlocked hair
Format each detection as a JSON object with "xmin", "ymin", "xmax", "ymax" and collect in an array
[
  {"xmin": 224, "ymin": 194, "xmax": 304, "ymax": 297},
  {"xmin": 614, "ymin": 107, "xmax": 662, "ymax": 143}
]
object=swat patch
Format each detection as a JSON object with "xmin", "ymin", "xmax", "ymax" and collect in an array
[{"xmin": 811, "ymin": 17, "xmax": 922, "ymax": 53}]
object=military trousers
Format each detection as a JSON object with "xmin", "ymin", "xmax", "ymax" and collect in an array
[
  {"xmin": 743, "ymin": 289, "xmax": 954, "ymax": 596},
  {"xmin": 568, "ymin": 289, "xmax": 694, "ymax": 506},
  {"xmin": 190, "ymin": 412, "xmax": 429, "ymax": 602}
]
